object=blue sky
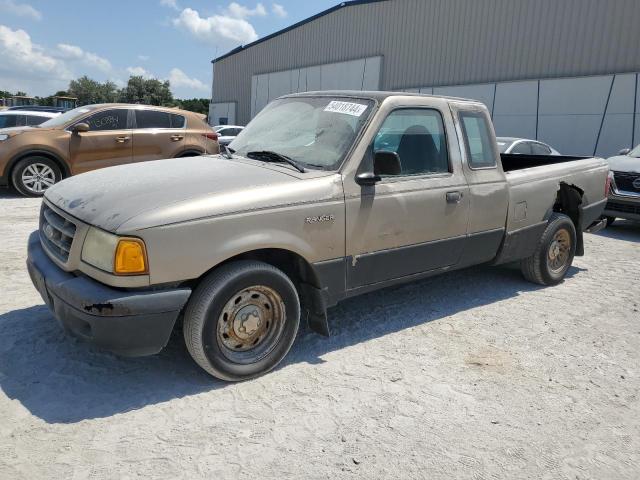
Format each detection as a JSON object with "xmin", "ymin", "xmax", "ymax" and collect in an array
[{"xmin": 0, "ymin": 0, "xmax": 338, "ymax": 99}]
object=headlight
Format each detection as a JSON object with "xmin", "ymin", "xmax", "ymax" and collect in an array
[
  {"xmin": 82, "ymin": 227, "xmax": 148, "ymax": 275},
  {"xmin": 0, "ymin": 134, "xmax": 9, "ymax": 142}
]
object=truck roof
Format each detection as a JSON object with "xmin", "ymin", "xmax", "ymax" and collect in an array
[{"xmin": 284, "ymin": 90, "xmax": 484, "ymax": 105}]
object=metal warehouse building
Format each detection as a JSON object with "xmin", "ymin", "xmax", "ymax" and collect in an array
[{"xmin": 209, "ymin": 0, "xmax": 640, "ymax": 157}]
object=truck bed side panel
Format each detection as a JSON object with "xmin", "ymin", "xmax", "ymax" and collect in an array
[{"xmin": 504, "ymin": 158, "xmax": 608, "ymax": 234}]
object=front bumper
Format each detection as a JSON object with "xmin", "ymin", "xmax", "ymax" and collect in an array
[
  {"xmin": 603, "ymin": 196, "xmax": 640, "ymax": 222},
  {"xmin": 26, "ymin": 231, "xmax": 192, "ymax": 357}
]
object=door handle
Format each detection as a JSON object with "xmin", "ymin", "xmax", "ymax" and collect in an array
[
  {"xmin": 446, "ymin": 191, "xmax": 463, "ymax": 204},
  {"xmin": 115, "ymin": 136, "xmax": 130, "ymax": 143},
  {"xmin": 170, "ymin": 135, "xmax": 184, "ymax": 141}
]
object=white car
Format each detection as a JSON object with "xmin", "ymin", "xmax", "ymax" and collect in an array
[
  {"xmin": 497, "ymin": 137, "xmax": 561, "ymax": 156},
  {"xmin": 214, "ymin": 125, "xmax": 244, "ymax": 146},
  {"xmin": 0, "ymin": 110, "xmax": 60, "ymax": 129}
]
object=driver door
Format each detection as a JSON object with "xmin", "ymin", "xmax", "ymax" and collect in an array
[
  {"xmin": 345, "ymin": 107, "xmax": 470, "ymax": 289},
  {"xmin": 69, "ymin": 108, "xmax": 132, "ymax": 174}
]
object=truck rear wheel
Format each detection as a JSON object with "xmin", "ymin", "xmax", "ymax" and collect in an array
[
  {"xmin": 183, "ymin": 260, "xmax": 300, "ymax": 381},
  {"xmin": 520, "ymin": 213, "xmax": 576, "ymax": 286}
]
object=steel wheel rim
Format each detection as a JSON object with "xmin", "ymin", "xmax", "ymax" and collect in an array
[
  {"xmin": 21, "ymin": 163, "xmax": 56, "ymax": 193},
  {"xmin": 547, "ymin": 228, "xmax": 571, "ymax": 274},
  {"xmin": 216, "ymin": 285, "xmax": 286, "ymax": 364}
]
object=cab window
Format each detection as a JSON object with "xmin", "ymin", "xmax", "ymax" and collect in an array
[{"xmin": 373, "ymin": 108, "xmax": 450, "ymax": 176}]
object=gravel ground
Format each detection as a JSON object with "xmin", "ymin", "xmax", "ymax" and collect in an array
[{"xmin": 0, "ymin": 189, "xmax": 639, "ymax": 480}]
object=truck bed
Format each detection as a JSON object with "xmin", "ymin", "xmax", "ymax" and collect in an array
[
  {"xmin": 500, "ymin": 154, "xmax": 592, "ymax": 172},
  {"xmin": 500, "ymin": 154, "xmax": 609, "ymax": 234}
]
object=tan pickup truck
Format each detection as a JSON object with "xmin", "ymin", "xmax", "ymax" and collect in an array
[{"xmin": 27, "ymin": 91, "xmax": 610, "ymax": 381}]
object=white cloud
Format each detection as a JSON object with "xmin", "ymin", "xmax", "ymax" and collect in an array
[
  {"xmin": 126, "ymin": 66, "xmax": 154, "ymax": 78},
  {"xmin": 56, "ymin": 43, "xmax": 112, "ymax": 73},
  {"xmin": 168, "ymin": 68, "xmax": 207, "ymax": 91},
  {"xmin": 57, "ymin": 43, "xmax": 83, "ymax": 59},
  {"xmin": 226, "ymin": 2, "xmax": 266, "ymax": 19},
  {"xmin": 160, "ymin": 0, "xmax": 179, "ymax": 10},
  {"xmin": 271, "ymin": 3, "xmax": 287, "ymax": 18},
  {"xmin": 137, "ymin": 54, "xmax": 150, "ymax": 61},
  {"xmin": 172, "ymin": 7, "xmax": 259, "ymax": 45},
  {"xmin": 0, "ymin": 0, "xmax": 41, "ymax": 20},
  {"xmin": 0, "ymin": 25, "xmax": 71, "ymax": 93}
]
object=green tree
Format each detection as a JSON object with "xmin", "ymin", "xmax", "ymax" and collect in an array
[
  {"xmin": 68, "ymin": 76, "xmax": 118, "ymax": 105},
  {"xmin": 119, "ymin": 76, "xmax": 173, "ymax": 106},
  {"xmin": 175, "ymin": 98, "xmax": 209, "ymax": 114}
]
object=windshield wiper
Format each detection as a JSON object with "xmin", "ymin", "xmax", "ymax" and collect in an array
[{"xmin": 246, "ymin": 150, "xmax": 306, "ymax": 173}]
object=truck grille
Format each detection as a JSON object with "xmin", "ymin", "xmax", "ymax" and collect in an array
[
  {"xmin": 613, "ymin": 171, "xmax": 640, "ymax": 194},
  {"xmin": 40, "ymin": 204, "xmax": 76, "ymax": 262},
  {"xmin": 606, "ymin": 201, "xmax": 640, "ymax": 215}
]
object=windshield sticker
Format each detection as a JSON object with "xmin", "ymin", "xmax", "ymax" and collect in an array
[{"xmin": 324, "ymin": 101, "xmax": 368, "ymax": 117}]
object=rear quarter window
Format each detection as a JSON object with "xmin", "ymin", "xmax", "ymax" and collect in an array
[
  {"xmin": 458, "ymin": 110, "xmax": 497, "ymax": 168},
  {"xmin": 171, "ymin": 114, "xmax": 186, "ymax": 128}
]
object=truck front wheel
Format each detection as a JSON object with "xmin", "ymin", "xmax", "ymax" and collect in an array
[
  {"xmin": 183, "ymin": 260, "xmax": 300, "ymax": 381},
  {"xmin": 520, "ymin": 213, "xmax": 577, "ymax": 286}
]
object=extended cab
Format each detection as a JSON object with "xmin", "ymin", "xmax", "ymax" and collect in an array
[{"xmin": 27, "ymin": 92, "xmax": 610, "ymax": 381}]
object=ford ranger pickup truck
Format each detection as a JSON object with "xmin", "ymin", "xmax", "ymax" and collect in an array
[{"xmin": 27, "ymin": 91, "xmax": 610, "ymax": 381}]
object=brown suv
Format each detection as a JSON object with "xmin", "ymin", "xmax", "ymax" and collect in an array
[{"xmin": 0, "ymin": 104, "xmax": 219, "ymax": 196}]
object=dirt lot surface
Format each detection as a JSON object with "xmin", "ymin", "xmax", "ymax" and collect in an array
[{"xmin": 0, "ymin": 189, "xmax": 639, "ymax": 479}]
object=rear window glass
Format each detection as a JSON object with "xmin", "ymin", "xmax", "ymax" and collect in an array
[{"xmin": 531, "ymin": 142, "xmax": 552, "ymax": 155}]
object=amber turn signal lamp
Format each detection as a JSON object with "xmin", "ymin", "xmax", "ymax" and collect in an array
[{"xmin": 114, "ymin": 238, "xmax": 148, "ymax": 275}]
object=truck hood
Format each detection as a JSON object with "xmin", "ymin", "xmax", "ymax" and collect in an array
[
  {"xmin": 44, "ymin": 156, "xmax": 341, "ymax": 232},
  {"xmin": 607, "ymin": 155, "xmax": 640, "ymax": 173}
]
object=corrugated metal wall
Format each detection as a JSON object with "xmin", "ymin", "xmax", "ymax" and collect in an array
[{"xmin": 213, "ymin": 0, "xmax": 640, "ymax": 125}]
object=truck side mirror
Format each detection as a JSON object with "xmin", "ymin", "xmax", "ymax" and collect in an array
[
  {"xmin": 618, "ymin": 148, "xmax": 631, "ymax": 156},
  {"xmin": 355, "ymin": 150, "xmax": 401, "ymax": 186},
  {"xmin": 374, "ymin": 150, "xmax": 401, "ymax": 176},
  {"xmin": 72, "ymin": 122, "xmax": 89, "ymax": 134}
]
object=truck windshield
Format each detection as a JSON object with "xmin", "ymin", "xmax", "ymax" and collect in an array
[{"xmin": 230, "ymin": 97, "xmax": 374, "ymax": 170}]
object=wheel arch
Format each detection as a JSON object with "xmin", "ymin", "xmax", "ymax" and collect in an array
[
  {"xmin": 551, "ymin": 182, "xmax": 585, "ymax": 256},
  {"xmin": 8, "ymin": 149, "xmax": 70, "ymax": 183},
  {"xmin": 187, "ymin": 247, "xmax": 333, "ymax": 337},
  {"xmin": 175, "ymin": 149, "xmax": 204, "ymax": 158}
]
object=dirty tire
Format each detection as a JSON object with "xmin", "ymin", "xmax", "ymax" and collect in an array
[
  {"xmin": 11, "ymin": 156, "xmax": 62, "ymax": 197},
  {"xmin": 183, "ymin": 260, "xmax": 300, "ymax": 381},
  {"xmin": 521, "ymin": 213, "xmax": 576, "ymax": 286}
]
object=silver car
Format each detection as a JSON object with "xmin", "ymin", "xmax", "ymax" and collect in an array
[
  {"xmin": 214, "ymin": 125, "xmax": 244, "ymax": 146},
  {"xmin": 497, "ymin": 137, "xmax": 561, "ymax": 156},
  {"xmin": 0, "ymin": 110, "xmax": 60, "ymax": 128}
]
